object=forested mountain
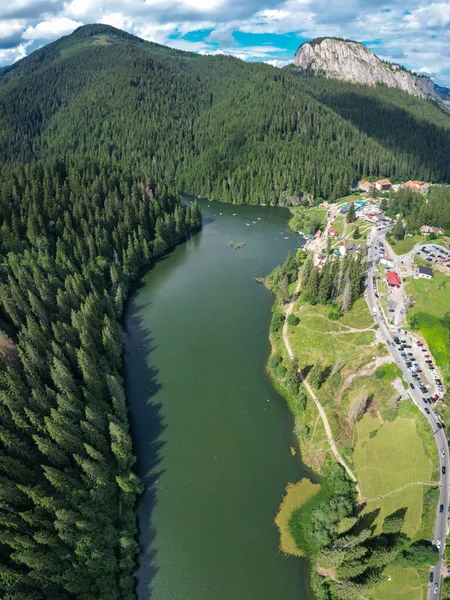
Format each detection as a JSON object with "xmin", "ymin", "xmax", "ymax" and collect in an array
[
  {"xmin": 1, "ymin": 24, "xmax": 450, "ymax": 204},
  {"xmin": 0, "ymin": 155, "xmax": 201, "ymax": 599}
]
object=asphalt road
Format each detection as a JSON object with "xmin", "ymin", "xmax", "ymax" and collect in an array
[{"xmin": 366, "ymin": 227, "xmax": 449, "ymax": 599}]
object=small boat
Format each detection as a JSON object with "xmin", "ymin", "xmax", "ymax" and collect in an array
[
  {"xmin": 258, "ymin": 218, "xmax": 261, "ymax": 220},
  {"xmin": 233, "ymin": 213, "xmax": 236, "ymax": 216},
  {"xmin": 246, "ymin": 223, "xmax": 250, "ymax": 226},
  {"xmin": 284, "ymin": 237, "xmax": 289, "ymax": 240},
  {"xmin": 280, "ymin": 232, "xmax": 284, "ymax": 235},
  {"xmin": 219, "ymin": 212, "xmax": 222, "ymax": 215},
  {"xmin": 213, "ymin": 213, "xmax": 217, "ymax": 216},
  {"xmin": 252, "ymin": 221, "xmax": 257, "ymax": 224}
]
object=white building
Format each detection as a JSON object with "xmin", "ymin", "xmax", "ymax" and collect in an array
[{"xmin": 418, "ymin": 266, "xmax": 433, "ymax": 279}]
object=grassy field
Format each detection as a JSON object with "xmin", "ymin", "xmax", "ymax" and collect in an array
[
  {"xmin": 288, "ymin": 206, "xmax": 327, "ymax": 234},
  {"xmin": 405, "ymin": 272, "xmax": 450, "ymax": 384},
  {"xmin": 274, "ymin": 479, "xmax": 321, "ymax": 556},
  {"xmin": 354, "ymin": 405, "xmax": 436, "ymax": 539},
  {"xmin": 406, "ymin": 272, "xmax": 450, "ymax": 318},
  {"xmin": 267, "ymin": 260, "xmax": 440, "ymax": 600},
  {"xmin": 366, "ymin": 566, "xmax": 428, "ymax": 600},
  {"xmin": 390, "ymin": 235, "xmax": 427, "ymax": 255}
]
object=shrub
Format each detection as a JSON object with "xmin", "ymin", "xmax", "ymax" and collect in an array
[
  {"xmin": 268, "ymin": 354, "xmax": 282, "ymax": 371},
  {"xmin": 328, "ymin": 310, "xmax": 343, "ymax": 321},
  {"xmin": 288, "ymin": 313, "xmax": 300, "ymax": 326},
  {"xmin": 270, "ymin": 312, "xmax": 285, "ymax": 333},
  {"xmin": 375, "ymin": 368, "xmax": 385, "ymax": 379},
  {"xmin": 369, "ymin": 429, "xmax": 378, "ymax": 439}
]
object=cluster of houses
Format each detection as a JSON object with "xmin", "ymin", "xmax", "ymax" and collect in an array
[
  {"xmin": 420, "ymin": 225, "xmax": 445, "ymax": 236},
  {"xmin": 340, "ymin": 199, "xmax": 392, "ymax": 227},
  {"xmin": 358, "ymin": 179, "xmax": 430, "ymax": 194}
]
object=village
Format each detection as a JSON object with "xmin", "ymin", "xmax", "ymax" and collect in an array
[{"xmin": 300, "ymin": 176, "xmax": 449, "ymax": 278}]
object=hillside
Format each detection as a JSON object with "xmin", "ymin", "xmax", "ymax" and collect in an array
[{"xmin": 0, "ymin": 24, "xmax": 450, "ymax": 203}]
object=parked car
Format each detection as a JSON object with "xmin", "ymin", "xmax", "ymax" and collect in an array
[
  {"xmin": 425, "ymin": 408, "xmax": 430, "ymax": 414},
  {"xmin": 440, "ymin": 504, "xmax": 444, "ymax": 513},
  {"xmin": 442, "ymin": 466, "xmax": 446, "ymax": 475},
  {"xmin": 410, "ymin": 383, "xmax": 415, "ymax": 389}
]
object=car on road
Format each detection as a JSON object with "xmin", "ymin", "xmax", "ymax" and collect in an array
[
  {"xmin": 425, "ymin": 408, "xmax": 430, "ymax": 414},
  {"xmin": 437, "ymin": 423, "xmax": 443, "ymax": 430},
  {"xmin": 430, "ymin": 571, "xmax": 434, "ymax": 583},
  {"xmin": 435, "ymin": 582, "xmax": 439, "ymax": 594},
  {"xmin": 440, "ymin": 504, "xmax": 444, "ymax": 513},
  {"xmin": 442, "ymin": 466, "xmax": 446, "ymax": 475},
  {"xmin": 437, "ymin": 538, "xmax": 441, "ymax": 549},
  {"xmin": 410, "ymin": 383, "xmax": 415, "ymax": 389}
]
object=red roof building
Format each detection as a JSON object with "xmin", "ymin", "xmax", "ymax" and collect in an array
[
  {"xmin": 403, "ymin": 180, "xmax": 426, "ymax": 192},
  {"xmin": 376, "ymin": 179, "xmax": 392, "ymax": 192},
  {"xmin": 327, "ymin": 226, "xmax": 339, "ymax": 237},
  {"xmin": 386, "ymin": 271, "xmax": 401, "ymax": 287}
]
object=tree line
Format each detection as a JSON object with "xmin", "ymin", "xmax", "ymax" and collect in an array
[{"xmin": 0, "ymin": 155, "xmax": 201, "ymax": 599}]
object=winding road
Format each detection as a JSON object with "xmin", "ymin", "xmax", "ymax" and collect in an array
[{"xmin": 366, "ymin": 226, "xmax": 449, "ymax": 599}]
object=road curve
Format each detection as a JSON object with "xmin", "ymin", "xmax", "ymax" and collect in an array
[{"xmin": 366, "ymin": 227, "xmax": 449, "ymax": 600}]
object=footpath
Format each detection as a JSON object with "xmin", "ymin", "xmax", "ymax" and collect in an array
[{"xmin": 282, "ymin": 273, "xmax": 361, "ymax": 500}]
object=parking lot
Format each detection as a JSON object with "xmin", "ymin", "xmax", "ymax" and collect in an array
[
  {"xmin": 416, "ymin": 243, "xmax": 450, "ymax": 267},
  {"xmin": 391, "ymin": 331, "xmax": 445, "ymax": 402}
]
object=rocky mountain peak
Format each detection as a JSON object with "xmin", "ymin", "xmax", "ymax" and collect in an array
[{"xmin": 293, "ymin": 37, "xmax": 441, "ymax": 103}]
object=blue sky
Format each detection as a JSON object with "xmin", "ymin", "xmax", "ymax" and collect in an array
[{"xmin": 1, "ymin": 0, "xmax": 450, "ymax": 85}]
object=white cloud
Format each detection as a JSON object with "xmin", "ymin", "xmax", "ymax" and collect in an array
[
  {"xmin": 23, "ymin": 17, "xmax": 82, "ymax": 40},
  {"xmin": 0, "ymin": 0, "xmax": 448, "ymax": 84},
  {"xmin": 0, "ymin": 19, "xmax": 25, "ymax": 40},
  {"xmin": 0, "ymin": 42, "xmax": 29, "ymax": 66}
]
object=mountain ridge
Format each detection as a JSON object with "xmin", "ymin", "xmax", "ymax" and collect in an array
[
  {"xmin": 293, "ymin": 37, "xmax": 448, "ymax": 110},
  {"xmin": 0, "ymin": 24, "xmax": 450, "ymax": 204}
]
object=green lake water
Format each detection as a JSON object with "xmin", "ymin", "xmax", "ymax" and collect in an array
[{"xmin": 124, "ymin": 199, "xmax": 315, "ymax": 600}]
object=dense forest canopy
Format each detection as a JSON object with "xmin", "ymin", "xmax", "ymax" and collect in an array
[
  {"xmin": 1, "ymin": 24, "xmax": 450, "ymax": 205},
  {"xmin": 0, "ymin": 155, "xmax": 201, "ymax": 599}
]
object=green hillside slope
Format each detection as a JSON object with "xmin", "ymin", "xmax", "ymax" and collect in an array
[{"xmin": 1, "ymin": 24, "xmax": 449, "ymax": 204}]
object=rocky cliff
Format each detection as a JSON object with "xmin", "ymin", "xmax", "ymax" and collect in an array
[{"xmin": 294, "ymin": 38, "xmax": 442, "ymax": 102}]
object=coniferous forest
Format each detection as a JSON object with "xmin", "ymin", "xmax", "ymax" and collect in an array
[
  {"xmin": 0, "ymin": 22, "xmax": 449, "ymax": 600},
  {"xmin": 1, "ymin": 24, "xmax": 450, "ymax": 205},
  {"xmin": 0, "ymin": 156, "xmax": 201, "ymax": 599}
]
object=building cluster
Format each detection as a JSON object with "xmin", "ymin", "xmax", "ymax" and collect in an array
[
  {"xmin": 420, "ymin": 225, "xmax": 445, "ymax": 236},
  {"xmin": 358, "ymin": 178, "xmax": 430, "ymax": 194}
]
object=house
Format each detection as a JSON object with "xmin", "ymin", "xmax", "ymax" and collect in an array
[
  {"xmin": 403, "ymin": 180, "xmax": 427, "ymax": 192},
  {"xmin": 358, "ymin": 180, "xmax": 374, "ymax": 193},
  {"xmin": 386, "ymin": 271, "xmax": 401, "ymax": 287},
  {"xmin": 420, "ymin": 225, "xmax": 445, "ymax": 236},
  {"xmin": 376, "ymin": 179, "xmax": 392, "ymax": 192},
  {"xmin": 327, "ymin": 226, "xmax": 339, "ymax": 237},
  {"xmin": 418, "ymin": 266, "xmax": 433, "ymax": 279}
]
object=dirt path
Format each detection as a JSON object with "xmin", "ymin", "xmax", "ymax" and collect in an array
[
  {"xmin": 361, "ymin": 480, "xmax": 438, "ymax": 502},
  {"xmin": 283, "ymin": 276, "xmax": 361, "ymax": 500},
  {"xmin": 337, "ymin": 355, "xmax": 393, "ymax": 403}
]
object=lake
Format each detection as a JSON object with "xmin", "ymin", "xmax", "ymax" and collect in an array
[{"xmin": 124, "ymin": 198, "xmax": 315, "ymax": 600}]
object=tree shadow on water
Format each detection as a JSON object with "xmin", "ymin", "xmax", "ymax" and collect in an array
[{"xmin": 124, "ymin": 292, "xmax": 166, "ymax": 600}]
